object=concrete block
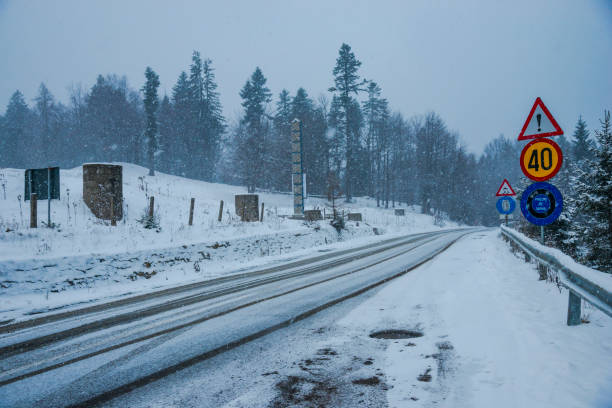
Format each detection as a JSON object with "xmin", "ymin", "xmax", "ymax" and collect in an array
[
  {"xmin": 235, "ymin": 194, "xmax": 259, "ymax": 222},
  {"xmin": 304, "ymin": 210, "xmax": 323, "ymax": 221},
  {"xmin": 348, "ymin": 213, "xmax": 362, "ymax": 221},
  {"xmin": 83, "ymin": 164, "xmax": 122, "ymax": 221}
]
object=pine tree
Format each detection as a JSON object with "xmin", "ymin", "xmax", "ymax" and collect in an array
[
  {"xmin": 201, "ymin": 58, "xmax": 225, "ymax": 181},
  {"xmin": 388, "ymin": 112, "xmax": 408, "ymax": 207},
  {"xmin": 67, "ymin": 84, "xmax": 88, "ymax": 166},
  {"xmin": 85, "ymin": 75, "xmax": 142, "ymax": 164},
  {"xmin": 575, "ymin": 110, "xmax": 612, "ymax": 272},
  {"xmin": 179, "ymin": 53, "xmax": 226, "ymax": 181},
  {"xmin": 157, "ymin": 95, "xmax": 173, "ymax": 174},
  {"xmin": 172, "ymin": 71, "xmax": 191, "ymax": 176},
  {"xmin": 237, "ymin": 67, "xmax": 272, "ymax": 192},
  {"xmin": 545, "ymin": 134, "xmax": 577, "ymax": 254},
  {"xmin": 327, "ymin": 95, "xmax": 345, "ymax": 182},
  {"xmin": 1, "ymin": 91, "xmax": 30, "ymax": 168},
  {"xmin": 271, "ymin": 89, "xmax": 292, "ymax": 191},
  {"xmin": 362, "ymin": 83, "xmax": 390, "ymax": 205},
  {"xmin": 363, "ymin": 81, "xmax": 382, "ymax": 199},
  {"xmin": 0, "ymin": 114, "xmax": 4, "ymax": 163},
  {"xmin": 275, "ymin": 89, "xmax": 292, "ymax": 134},
  {"xmin": 34, "ymin": 83, "xmax": 56, "ymax": 165},
  {"xmin": 292, "ymin": 88, "xmax": 329, "ymax": 196},
  {"xmin": 142, "ymin": 67, "xmax": 160, "ymax": 176},
  {"xmin": 329, "ymin": 43, "xmax": 366, "ymax": 201},
  {"xmin": 416, "ymin": 113, "xmax": 448, "ymax": 214},
  {"xmin": 188, "ymin": 51, "xmax": 205, "ymax": 179},
  {"xmin": 393, "ymin": 113, "xmax": 417, "ymax": 207},
  {"xmin": 571, "ymin": 116, "xmax": 592, "ymax": 163}
]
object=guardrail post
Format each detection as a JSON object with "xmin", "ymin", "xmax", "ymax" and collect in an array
[
  {"xmin": 567, "ymin": 291, "xmax": 581, "ymax": 326},
  {"xmin": 537, "ymin": 262, "xmax": 547, "ymax": 280}
]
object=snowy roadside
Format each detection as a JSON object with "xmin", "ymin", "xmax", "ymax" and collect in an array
[
  {"xmin": 500, "ymin": 225, "xmax": 612, "ymax": 292},
  {"xmin": 0, "ymin": 222, "xmax": 440, "ymax": 324},
  {"xmin": 335, "ymin": 229, "xmax": 611, "ymax": 407},
  {"xmin": 103, "ymin": 229, "xmax": 611, "ymax": 408},
  {"xmin": 0, "ymin": 163, "xmax": 444, "ymax": 262}
]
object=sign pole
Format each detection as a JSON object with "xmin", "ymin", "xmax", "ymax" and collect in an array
[
  {"xmin": 47, "ymin": 167, "xmax": 51, "ymax": 228},
  {"xmin": 30, "ymin": 193, "xmax": 37, "ymax": 228},
  {"xmin": 29, "ymin": 171, "xmax": 34, "ymax": 202},
  {"xmin": 516, "ymin": 98, "xmax": 564, "ymax": 249}
]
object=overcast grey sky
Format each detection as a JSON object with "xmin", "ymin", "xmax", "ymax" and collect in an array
[{"xmin": 1, "ymin": 0, "xmax": 610, "ymax": 154}]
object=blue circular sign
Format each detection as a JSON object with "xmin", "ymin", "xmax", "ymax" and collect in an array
[
  {"xmin": 496, "ymin": 197, "xmax": 516, "ymax": 215},
  {"xmin": 520, "ymin": 182, "xmax": 563, "ymax": 226}
]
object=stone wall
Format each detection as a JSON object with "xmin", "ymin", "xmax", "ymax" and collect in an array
[
  {"xmin": 83, "ymin": 164, "xmax": 123, "ymax": 221},
  {"xmin": 235, "ymin": 194, "xmax": 259, "ymax": 222}
]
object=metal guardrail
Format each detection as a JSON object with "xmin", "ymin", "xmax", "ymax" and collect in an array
[{"xmin": 500, "ymin": 225, "xmax": 612, "ymax": 326}]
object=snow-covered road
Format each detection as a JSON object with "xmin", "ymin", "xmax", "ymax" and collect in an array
[
  {"xmin": 100, "ymin": 229, "xmax": 611, "ymax": 408},
  {"xmin": 0, "ymin": 228, "xmax": 472, "ymax": 407}
]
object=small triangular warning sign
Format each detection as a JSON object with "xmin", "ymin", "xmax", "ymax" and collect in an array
[
  {"xmin": 496, "ymin": 179, "xmax": 516, "ymax": 196},
  {"xmin": 518, "ymin": 97, "xmax": 563, "ymax": 140}
]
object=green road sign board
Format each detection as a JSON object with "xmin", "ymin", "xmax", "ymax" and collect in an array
[{"xmin": 24, "ymin": 167, "xmax": 60, "ymax": 201}]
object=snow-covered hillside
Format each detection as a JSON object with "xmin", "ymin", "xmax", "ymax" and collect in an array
[
  {"xmin": 0, "ymin": 163, "xmax": 455, "ymax": 320},
  {"xmin": 0, "ymin": 163, "xmax": 450, "ymax": 260}
]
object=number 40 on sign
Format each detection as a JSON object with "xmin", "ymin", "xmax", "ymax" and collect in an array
[{"xmin": 520, "ymin": 138, "xmax": 563, "ymax": 181}]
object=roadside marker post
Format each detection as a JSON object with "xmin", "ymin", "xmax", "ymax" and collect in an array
[
  {"xmin": 47, "ymin": 168, "xmax": 51, "ymax": 227},
  {"xmin": 189, "ymin": 198, "xmax": 195, "ymax": 226}
]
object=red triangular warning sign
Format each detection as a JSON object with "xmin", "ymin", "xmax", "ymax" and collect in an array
[
  {"xmin": 518, "ymin": 97, "xmax": 563, "ymax": 140},
  {"xmin": 496, "ymin": 179, "xmax": 516, "ymax": 196}
]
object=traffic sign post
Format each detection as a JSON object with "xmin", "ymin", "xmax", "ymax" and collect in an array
[
  {"xmin": 516, "ymin": 97, "xmax": 564, "ymax": 244},
  {"xmin": 520, "ymin": 138, "xmax": 563, "ymax": 181},
  {"xmin": 496, "ymin": 196, "xmax": 516, "ymax": 226}
]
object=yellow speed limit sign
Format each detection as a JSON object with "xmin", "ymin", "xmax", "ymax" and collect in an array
[{"xmin": 520, "ymin": 138, "xmax": 563, "ymax": 181}]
